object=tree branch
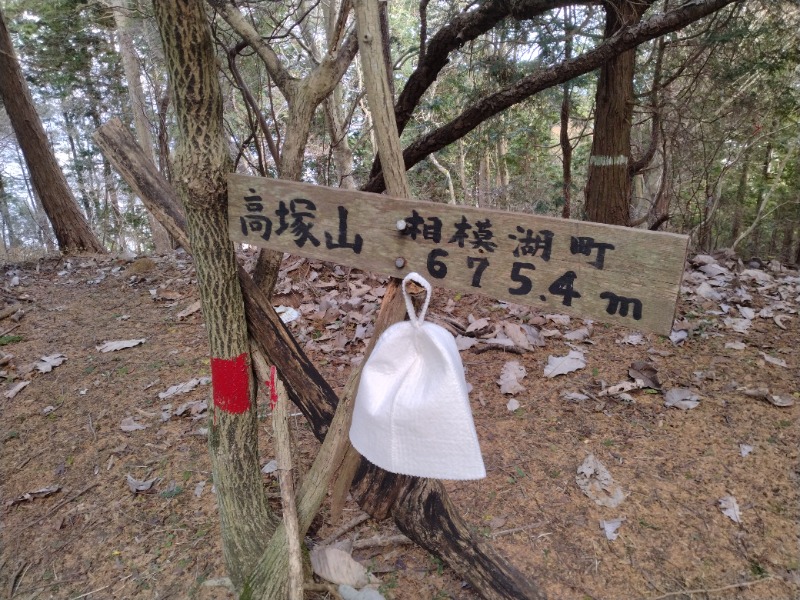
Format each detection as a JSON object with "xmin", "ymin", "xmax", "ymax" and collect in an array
[
  {"xmin": 364, "ymin": 0, "xmax": 738, "ymax": 194},
  {"xmin": 207, "ymin": 0, "xmax": 298, "ymax": 97}
]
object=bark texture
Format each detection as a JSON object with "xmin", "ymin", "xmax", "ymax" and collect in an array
[
  {"xmin": 584, "ymin": 0, "xmax": 653, "ymax": 225},
  {"xmin": 0, "ymin": 9, "xmax": 105, "ymax": 254},
  {"xmin": 151, "ymin": 1, "xmax": 274, "ymax": 591}
]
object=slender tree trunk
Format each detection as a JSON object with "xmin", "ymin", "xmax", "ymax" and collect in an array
[
  {"xmin": 323, "ymin": 0, "xmax": 356, "ymax": 190},
  {"xmin": 429, "ymin": 153, "xmax": 456, "ymax": 204},
  {"xmin": 497, "ymin": 136, "xmax": 509, "ymax": 203},
  {"xmin": 0, "ymin": 172, "xmax": 20, "ymax": 249},
  {"xmin": 324, "ymin": 89, "xmax": 357, "ymax": 189},
  {"xmin": 112, "ymin": 0, "xmax": 172, "ymax": 252},
  {"xmin": 152, "ymin": 1, "xmax": 275, "ymax": 592},
  {"xmin": 0, "ymin": 8, "xmax": 105, "ymax": 253},
  {"xmin": 14, "ymin": 144, "xmax": 54, "ymax": 250},
  {"xmin": 457, "ymin": 139, "xmax": 469, "ymax": 205},
  {"xmin": 560, "ymin": 8, "xmax": 574, "ymax": 219},
  {"xmin": 730, "ymin": 148, "xmax": 751, "ymax": 244},
  {"xmin": 584, "ymin": 1, "xmax": 652, "ymax": 225},
  {"xmin": 477, "ymin": 151, "xmax": 490, "ymax": 208},
  {"xmin": 748, "ymin": 140, "xmax": 772, "ymax": 256},
  {"xmin": 62, "ymin": 109, "xmax": 96, "ymax": 222}
]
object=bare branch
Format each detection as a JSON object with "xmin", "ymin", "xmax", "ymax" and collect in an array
[{"xmin": 364, "ymin": 0, "xmax": 739, "ymax": 194}]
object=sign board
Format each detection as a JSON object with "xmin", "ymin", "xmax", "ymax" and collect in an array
[{"xmin": 228, "ymin": 175, "xmax": 688, "ymax": 334}]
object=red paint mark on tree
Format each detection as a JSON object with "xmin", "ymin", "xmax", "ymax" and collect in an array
[
  {"xmin": 210, "ymin": 352, "xmax": 250, "ymax": 414},
  {"xmin": 268, "ymin": 365, "xmax": 279, "ymax": 410}
]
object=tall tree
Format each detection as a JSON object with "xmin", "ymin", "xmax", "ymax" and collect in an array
[
  {"xmin": 583, "ymin": 0, "xmax": 653, "ymax": 225},
  {"xmin": 0, "ymin": 8, "xmax": 105, "ymax": 253},
  {"xmin": 110, "ymin": 0, "xmax": 172, "ymax": 251},
  {"xmin": 152, "ymin": 0, "xmax": 275, "ymax": 589}
]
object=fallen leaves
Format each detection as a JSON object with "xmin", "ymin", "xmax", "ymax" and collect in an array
[
  {"xmin": 576, "ymin": 454, "xmax": 625, "ymax": 508},
  {"xmin": 759, "ymin": 352, "xmax": 788, "ymax": 368},
  {"xmin": 96, "ymin": 339, "xmax": 146, "ymax": 353},
  {"xmin": 120, "ymin": 416, "xmax": 148, "ymax": 432},
  {"xmin": 600, "ymin": 517, "xmax": 625, "ymax": 541},
  {"xmin": 628, "ymin": 360, "xmax": 661, "ymax": 390},
  {"xmin": 158, "ymin": 376, "xmax": 211, "ymax": 400},
  {"xmin": 618, "ymin": 333, "xmax": 645, "ymax": 345},
  {"xmin": 310, "ymin": 546, "xmax": 370, "ymax": 588},
  {"xmin": 3, "ymin": 380, "xmax": 29, "ymax": 399},
  {"xmin": 34, "ymin": 353, "xmax": 66, "ymax": 373},
  {"xmin": 543, "ymin": 350, "xmax": 586, "ymax": 378},
  {"xmin": 176, "ymin": 300, "xmax": 201, "ymax": 320},
  {"xmin": 5, "ymin": 485, "xmax": 61, "ymax": 507},
  {"xmin": 497, "ymin": 361, "xmax": 526, "ymax": 394},
  {"xmin": 126, "ymin": 474, "xmax": 159, "ymax": 493},
  {"xmin": 719, "ymin": 495, "xmax": 742, "ymax": 524},
  {"xmin": 664, "ymin": 388, "xmax": 700, "ymax": 410}
]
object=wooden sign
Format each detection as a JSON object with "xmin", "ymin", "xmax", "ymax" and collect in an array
[{"xmin": 228, "ymin": 175, "xmax": 688, "ymax": 334}]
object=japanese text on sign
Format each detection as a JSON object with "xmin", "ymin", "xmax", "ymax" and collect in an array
[{"xmin": 228, "ymin": 175, "xmax": 688, "ymax": 334}]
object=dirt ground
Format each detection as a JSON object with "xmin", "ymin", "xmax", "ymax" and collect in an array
[{"xmin": 0, "ymin": 250, "xmax": 798, "ymax": 600}]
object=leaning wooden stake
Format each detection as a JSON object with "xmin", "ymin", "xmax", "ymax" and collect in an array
[
  {"xmin": 352, "ymin": 3, "xmax": 545, "ymax": 599},
  {"xmin": 265, "ymin": 364, "xmax": 303, "ymax": 600},
  {"xmin": 94, "ymin": 118, "xmax": 544, "ymax": 599}
]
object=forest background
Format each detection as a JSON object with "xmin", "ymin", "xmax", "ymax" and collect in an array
[
  {"xmin": 1, "ymin": 1, "xmax": 799, "ymax": 598},
  {"xmin": 0, "ymin": 0, "xmax": 798, "ymax": 262}
]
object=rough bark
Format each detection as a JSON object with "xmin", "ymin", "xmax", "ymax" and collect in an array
[
  {"xmin": 151, "ymin": 1, "xmax": 275, "ymax": 592},
  {"xmin": 111, "ymin": 0, "xmax": 172, "ymax": 252},
  {"xmin": 0, "ymin": 8, "xmax": 105, "ymax": 254},
  {"xmin": 354, "ymin": 0, "xmax": 411, "ymax": 198},
  {"xmin": 584, "ymin": 1, "xmax": 653, "ymax": 226},
  {"xmin": 362, "ymin": 0, "xmax": 737, "ymax": 194}
]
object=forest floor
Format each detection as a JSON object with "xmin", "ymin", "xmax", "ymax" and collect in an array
[{"xmin": 0, "ymin": 249, "xmax": 798, "ymax": 600}]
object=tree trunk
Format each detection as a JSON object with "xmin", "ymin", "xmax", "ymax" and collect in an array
[
  {"xmin": 429, "ymin": 153, "xmax": 456, "ymax": 204},
  {"xmin": 104, "ymin": 156, "xmax": 127, "ymax": 251},
  {"xmin": 324, "ymin": 89, "xmax": 357, "ymax": 189},
  {"xmin": 14, "ymin": 144, "xmax": 55, "ymax": 251},
  {"xmin": 457, "ymin": 139, "xmax": 470, "ymax": 205},
  {"xmin": 0, "ymin": 8, "xmax": 105, "ymax": 253},
  {"xmin": 151, "ymin": 1, "xmax": 275, "ymax": 592},
  {"xmin": 62, "ymin": 109, "xmax": 96, "ymax": 223},
  {"xmin": 730, "ymin": 148, "xmax": 751, "ymax": 243},
  {"xmin": 749, "ymin": 140, "xmax": 772, "ymax": 256},
  {"xmin": 0, "ymin": 172, "xmax": 20, "ymax": 249},
  {"xmin": 478, "ymin": 151, "xmax": 490, "ymax": 208},
  {"xmin": 560, "ymin": 8, "xmax": 574, "ymax": 219},
  {"xmin": 584, "ymin": 1, "xmax": 652, "ymax": 225},
  {"xmin": 111, "ymin": 0, "xmax": 172, "ymax": 252}
]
